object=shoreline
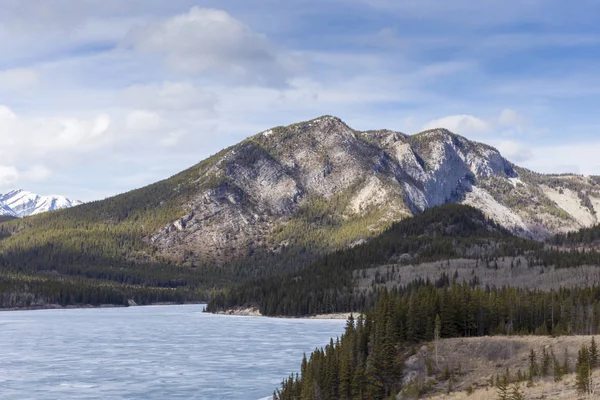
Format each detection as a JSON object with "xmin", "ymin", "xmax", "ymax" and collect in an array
[
  {"xmin": 0, "ymin": 302, "xmax": 354, "ymax": 320},
  {"xmin": 215, "ymin": 307, "xmax": 358, "ymax": 320},
  {"xmin": 0, "ymin": 301, "xmax": 206, "ymax": 313}
]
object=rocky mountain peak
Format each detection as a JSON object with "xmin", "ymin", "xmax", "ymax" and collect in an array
[
  {"xmin": 106, "ymin": 115, "xmax": 600, "ymax": 264},
  {"xmin": 0, "ymin": 189, "xmax": 82, "ymax": 218}
]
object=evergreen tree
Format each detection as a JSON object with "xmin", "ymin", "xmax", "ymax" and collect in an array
[
  {"xmin": 553, "ymin": 348, "xmax": 563, "ymax": 382},
  {"xmin": 351, "ymin": 364, "xmax": 366, "ymax": 400},
  {"xmin": 528, "ymin": 349, "xmax": 538, "ymax": 382},
  {"xmin": 510, "ymin": 383, "xmax": 525, "ymax": 400},
  {"xmin": 496, "ymin": 373, "xmax": 509, "ymax": 400},
  {"xmin": 434, "ymin": 314, "xmax": 442, "ymax": 370},
  {"xmin": 541, "ymin": 346, "xmax": 551, "ymax": 377},
  {"xmin": 517, "ymin": 369, "xmax": 525, "ymax": 383},
  {"xmin": 562, "ymin": 348, "xmax": 570, "ymax": 376},
  {"xmin": 590, "ymin": 337, "xmax": 599, "ymax": 369},
  {"xmin": 576, "ymin": 344, "xmax": 591, "ymax": 395}
]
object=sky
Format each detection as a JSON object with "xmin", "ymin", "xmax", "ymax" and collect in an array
[{"xmin": 1, "ymin": 0, "xmax": 600, "ymax": 201}]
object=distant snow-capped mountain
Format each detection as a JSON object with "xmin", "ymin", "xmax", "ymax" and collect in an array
[
  {"xmin": 0, "ymin": 189, "xmax": 83, "ymax": 218},
  {"xmin": 0, "ymin": 203, "xmax": 17, "ymax": 218}
]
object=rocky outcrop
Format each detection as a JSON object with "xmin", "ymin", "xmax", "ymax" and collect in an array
[{"xmin": 149, "ymin": 115, "xmax": 600, "ymax": 262}]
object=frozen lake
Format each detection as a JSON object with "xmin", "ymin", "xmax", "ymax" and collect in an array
[{"xmin": 0, "ymin": 304, "xmax": 345, "ymax": 399}]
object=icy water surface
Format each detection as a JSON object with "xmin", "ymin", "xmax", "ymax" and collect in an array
[{"xmin": 0, "ymin": 305, "xmax": 345, "ymax": 399}]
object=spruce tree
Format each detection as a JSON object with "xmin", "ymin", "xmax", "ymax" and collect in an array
[
  {"xmin": 510, "ymin": 382, "xmax": 525, "ymax": 400},
  {"xmin": 528, "ymin": 349, "xmax": 538, "ymax": 385},
  {"xmin": 434, "ymin": 314, "xmax": 442, "ymax": 370},
  {"xmin": 562, "ymin": 348, "xmax": 570, "ymax": 375},
  {"xmin": 541, "ymin": 346, "xmax": 551, "ymax": 377},
  {"xmin": 576, "ymin": 344, "xmax": 591, "ymax": 395},
  {"xmin": 590, "ymin": 337, "xmax": 599, "ymax": 369},
  {"xmin": 496, "ymin": 373, "xmax": 509, "ymax": 400},
  {"xmin": 516, "ymin": 369, "xmax": 524, "ymax": 383},
  {"xmin": 351, "ymin": 364, "xmax": 366, "ymax": 400},
  {"xmin": 553, "ymin": 349, "xmax": 563, "ymax": 382}
]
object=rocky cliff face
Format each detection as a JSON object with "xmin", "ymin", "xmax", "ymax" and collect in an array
[{"xmin": 149, "ymin": 116, "xmax": 600, "ymax": 263}]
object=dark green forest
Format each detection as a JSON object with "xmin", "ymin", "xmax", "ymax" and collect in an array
[
  {"xmin": 275, "ymin": 284, "xmax": 600, "ymax": 399},
  {"xmin": 207, "ymin": 204, "xmax": 600, "ymax": 316}
]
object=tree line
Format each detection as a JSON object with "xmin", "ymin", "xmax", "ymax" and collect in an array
[{"xmin": 275, "ymin": 284, "xmax": 600, "ymax": 399}]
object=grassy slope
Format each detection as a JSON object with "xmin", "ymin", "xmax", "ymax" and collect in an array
[{"xmin": 405, "ymin": 335, "xmax": 598, "ymax": 400}]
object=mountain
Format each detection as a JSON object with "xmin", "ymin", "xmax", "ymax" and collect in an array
[
  {"xmin": 0, "ymin": 203, "xmax": 17, "ymax": 218},
  {"xmin": 2, "ymin": 115, "xmax": 600, "ymax": 309},
  {"xmin": 146, "ymin": 115, "xmax": 600, "ymax": 265},
  {"xmin": 0, "ymin": 189, "xmax": 83, "ymax": 217}
]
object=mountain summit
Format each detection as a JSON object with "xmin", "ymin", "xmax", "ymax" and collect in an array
[
  {"xmin": 148, "ymin": 116, "xmax": 600, "ymax": 263},
  {"xmin": 2, "ymin": 116, "xmax": 599, "ymax": 268},
  {"xmin": 0, "ymin": 189, "xmax": 82, "ymax": 217}
]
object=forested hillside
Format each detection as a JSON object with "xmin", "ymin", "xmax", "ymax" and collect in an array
[
  {"xmin": 0, "ymin": 150, "xmax": 232, "ymax": 308},
  {"xmin": 207, "ymin": 204, "xmax": 600, "ymax": 316},
  {"xmin": 4, "ymin": 116, "xmax": 600, "ymax": 310},
  {"xmin": 275, "ymin": 285, "xmax": 600, "ymax": 399}
]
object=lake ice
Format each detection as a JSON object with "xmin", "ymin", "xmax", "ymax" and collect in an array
[{"xmin": 0, "ymin": 304, "xmax": 345, "ymax": 399}]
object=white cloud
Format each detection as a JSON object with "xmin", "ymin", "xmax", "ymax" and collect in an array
[
  {"xmin": 125, "ymin": 110, "xmax": 162, "ymax": 131},
  {"xmin": 422, "ymin": 109, "xmax": 527, "ymax": 136},
  {"xmin": 124, "ymin": 7, "xmax": 295, "ymax": 85},
  {"xmin": 159, "ymin": 131, "xmax": 186, "ymax": 147},
  {"xmin": 123, "ymin": 81, "xmax": 218, "ymax": 113},
  {"xmin": 0, "ymin": 166, "xmax": 19, "ymax": 188},
  {"xmin": 523, "ymin": 142, "xmax": 600, "ymax": 175},
  {"xmin": 22, "ymin": 165, "xmax": 53, "ymax": 182},
  {"xmin": 422, "ymin": 114, "xmax": 492, "ymax": 134},
  {"xmin": 0, "ymin": 105, "xmax": 116, "ymax": 165},
  {"xmin": 495, "ymin": 140, "xmax": 533, "ymax": 163},
  {"xmin": 497, "ymin": 109, "xmax": 524, "ymax": 126},
  {"xmin": 0, "ymin": 105, "xmax": 17, "ymax": 120},
  {"xmin": 91, "ymin": 114, "xmax": 111, "ymax": 137}
]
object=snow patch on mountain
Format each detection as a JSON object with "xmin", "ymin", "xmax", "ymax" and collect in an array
[
  {"xmin": 0, "ymin": 189, "xmax": 83, "ymax": 218},
  {"xmin": 509, "ymin": 177, "xmax": 525, "ymax": 187},
  {"xmin": 0, "ymin": 203, "xmax": 17, "ymax": 217}
]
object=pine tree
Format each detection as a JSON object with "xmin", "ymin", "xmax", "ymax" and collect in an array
[
  {"xmin": 517, "ymin": 369, "xmax": 525, "ymax": 383},
  {"xmin": 590, "ymin": 337, "xmax": 599, "ymax": 369},
  {"xmin": 339, "ymin": 318, "xmax": 356, "ymax": 400},
  {"xmin": 576, "ymin": 344, "xmax": 591, "ymax": 395},
  {"xmin": 541, "ymin": 346, "xmax": 551, "ymax": 377},
  {"xmin": 528, "ymin": 349, "xmax": 538, "ymax": 384},
  {"xmin": 510, "ymin": 383, "xmax": 525, "ymax": 400},
  {"xmin": 553, "ymin": 348, "xmax": 563, "ymax": 382},
  {"xmin": 562, "ymin": 348, "xmax": 570, "ymax": 376},
  {"xmin": 351, "ymin": 364, "xmax": 366, "ymax": 400},
  {"xmin": 496, "ymin": 373, "xmax": 509, "ymax": 400},
  {"xmin": 434, "ymin": 314, "xmax": 442, "ymax": 370}
]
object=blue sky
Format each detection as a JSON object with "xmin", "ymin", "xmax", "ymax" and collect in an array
[{"xmin": 1, "ymin": 0, "xmax": 600, "ymax": 200}]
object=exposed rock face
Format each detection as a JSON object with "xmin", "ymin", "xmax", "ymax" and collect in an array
[{"xmin": 149, "ymin": 116, "xmax": 600, "ymax": 262}]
